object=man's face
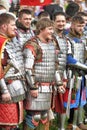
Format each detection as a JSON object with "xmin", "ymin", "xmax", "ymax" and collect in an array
[
  {"xmin": 18, "ymin": 13, "xmax": 32, "ymax": 28},
  {"xmin": 6, "ymin": 20, "xmax": 17, "ymax": 38},
  {"xmin": 54, "ymin": 15, "xmax": 66, "ymax": 31},
  {"xmin": 41, "ymin": 26, "xmax": 54, "ymax": 41},
  {"xmin": 71, "ymin": 22, "xmax": 85, "ymax": 35}
]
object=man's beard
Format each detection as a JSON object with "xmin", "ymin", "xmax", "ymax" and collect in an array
[
  {"xmin": 56, "ymin": 28, "xmax": 64, "ymax": 33},
  {"xmin": 7, "ymin": 34, "xmax": 16, "ymax": 38},
  {"xmin": 74, "ymin": 29, "xmax": 82, "ymax": 36},
  {"xmin": 45, "ymin": 36, "xmax": 53, "ymax": 42}
]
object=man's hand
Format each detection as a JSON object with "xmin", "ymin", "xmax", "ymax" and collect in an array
[
  {"xmin": 63, "ymin": 81, "xmax": 67, "ymax": 88},
  {"xmin": 2, "ymin": 92, "xmax": 11, "ymax": 102},
  {"xmin": 30, "ymin": 89, "xmax": 38, "ymax": 97},
  {"xmin": 57, "ymin": 85, "xmax": 66, "ymax": 93}
]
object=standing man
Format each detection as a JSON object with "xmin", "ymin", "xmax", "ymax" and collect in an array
[
  {"xmin": 23, "ymin": 18, "xmax": 65, "ymax": 130},
  {"xmin": 0, "ymin": 13, "xmax": 25, "ymax": 130},
  {"xmin": 53, "ymin": 11, "xmax": 68, "ymax": 130},
  {"xmin": 16, "ymin": 9, "xmax": 35, "ymax": 48},
  {"xmin": 63, "ymin": 15, "xmax": 87, "ymax": 130}
]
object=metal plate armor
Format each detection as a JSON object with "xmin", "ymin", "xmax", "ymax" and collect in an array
[{"xmin": 3, "ymin": 38, "xmax": 26, "ymax": 102}]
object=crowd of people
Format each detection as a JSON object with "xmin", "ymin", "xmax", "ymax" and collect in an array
[{"xmin": 0, "ymin": 0, "xmax": 87, "ymax": 130}]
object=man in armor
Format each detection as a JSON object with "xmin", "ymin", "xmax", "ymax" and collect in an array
[
  {"xmin": 0, "ymin": 13, "xmax": 26, "ymax": 130},
  {"xmin": 23, "ymin": 18, "xmax": 65, "ymax": 130},
  {"xmin": 53, "ymin": 11, "xmax": 68, "ymax": 130},
  {"xmin": 16, "ymin": 9, "xmax": 35, "ymax": 48},
  {"xmin": 73, "ymin": 11, "xmax": 87, "ymax": 125},
  {"xmin": 63, "ymin": 15, "xmax": 87, "ymax": 130}
]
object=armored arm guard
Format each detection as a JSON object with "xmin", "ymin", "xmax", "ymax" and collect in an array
[
  {"xmin": 0, "ymin": 78, "xmax": 9, "ymax": 94},
  {"xmin": 25, "ymin": 69, "xmax": 37, "ymax": 90},
  {"xmin": 75, "ymin": 62, "xmax": 87, "ymax": 71},
  {"xmin": 23, "ymin": 48, "xmax": 37, "ymax": 90},
  {"xmin": 55, "ymin": 70, "xmax": 63, "ymax": 87},
  {"xmin": 23, "ymin": 48, "xmax": 35, "ymax": 69},
  {"xmin": 67, "ymin": 37, "xmax": 87, "ymax": 71},
  {"xmin": 67, "ymin": 55, "xmax": 87, "ymax": 71}
]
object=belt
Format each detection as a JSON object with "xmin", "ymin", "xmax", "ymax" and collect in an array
[{"xmin": 5, "ymin": 76, "xmax": 26, "ymax": 81}]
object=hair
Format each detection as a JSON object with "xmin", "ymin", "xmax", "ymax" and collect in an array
[
  {"xmin": 71, "ymin": 15, "xmax": 85, "ymax": 24},
  {"xmin": 53, "ymin": 11, "xmax": 66, "ymax": 21},
  {"xmin": 36, "ymin": 18, "xmax": 54, "ymax": 34},
  {"xmin": 76, "ymin": 11, "xmax": 87, "ymax": 17},
  {"xmin": 18, "ymin": 9, "xmax": 31, "ymax": 18},
  {"xmin": 65, "ymin": 2, "xmax": 79, "ymax": 18},
  {"xmin": 0, "ymin": 13, "xmax": 16, "ymax": 26},
  {"xmin": 38, "ymin": 11, "xmax": 50, "ymax": 19}
]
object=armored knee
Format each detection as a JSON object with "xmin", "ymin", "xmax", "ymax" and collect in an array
[{"xmin": 41, "ymin": 111, "xmax": 48, "ymax": 124}]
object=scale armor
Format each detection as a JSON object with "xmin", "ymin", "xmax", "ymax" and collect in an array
[
  {"xmin": 24, "ymin": 39, "xmax": 58, "ymax": 110},
  {"xmin": 34, "ymin": 40, "xmax": 56, "ymax": 83},
  {"xmin": 54, "ymin": 34, "xmax": 67, "ymax": 77},
  {"xmin": 17, "ymin": 28, "xmax": 34, "ymax": 47},
  {"xmin": 2, "ymin": 37, "xmax": 26, "ymax": 103},
  {"xmin": 70, "ymin": 38, "xmax": 86, "ymax": 64}
]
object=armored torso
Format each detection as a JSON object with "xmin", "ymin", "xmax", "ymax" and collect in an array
[
  {"xmin": 34, "ymin": 40, "xmax": 56, "ymax": 83},
  {"xmin": 5, "ymin": 37, "xmax": 24, "ymax": 78},
  {"xmin": 70, "ymin": 37, "xmax": 86, "ymax": 64},
  {"xmin": 17, "ymin": 28, "xmax": 34, "ymax": 48},
  {"xmin": 2, "ymin": 37, "xmax": 25, "ymax": 103},
  {"xmin": 54, "ymin": 34, "xmax": 67, "ymax": 76},
  {"xmin": 24, "ymin": 39, "xmax": 58, "ymax": 110}
]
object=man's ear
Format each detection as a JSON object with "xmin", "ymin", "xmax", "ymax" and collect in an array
[
  {"xmin": 71, "ymin": 23, "xmax": 74, "ymax": 29},
  {"xmin": 18, "ymin": 18, "xmax": 21, "ymax": 23},
  {"xmin": 1, "ymin": 24, "xmax": 7, "ymax": 31}
]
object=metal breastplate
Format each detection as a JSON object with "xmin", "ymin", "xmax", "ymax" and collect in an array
[
  {"xmin": 18, "ymin": 29, "xmax": 34, "ymax": 47},
  {"xmin": 71, "ymin": 39, "xmax": 85, "ymax": 63},
  {"xmin": 4, "ymin": 37, "xmax": 25, "ymax": 102},
  {"xmin": 34, "ymin": 41, "xmax": 56, "ymax": 83},
  {"xmin": 56, "ymin": 35, "xmax": 67, "ymax": 75}
]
